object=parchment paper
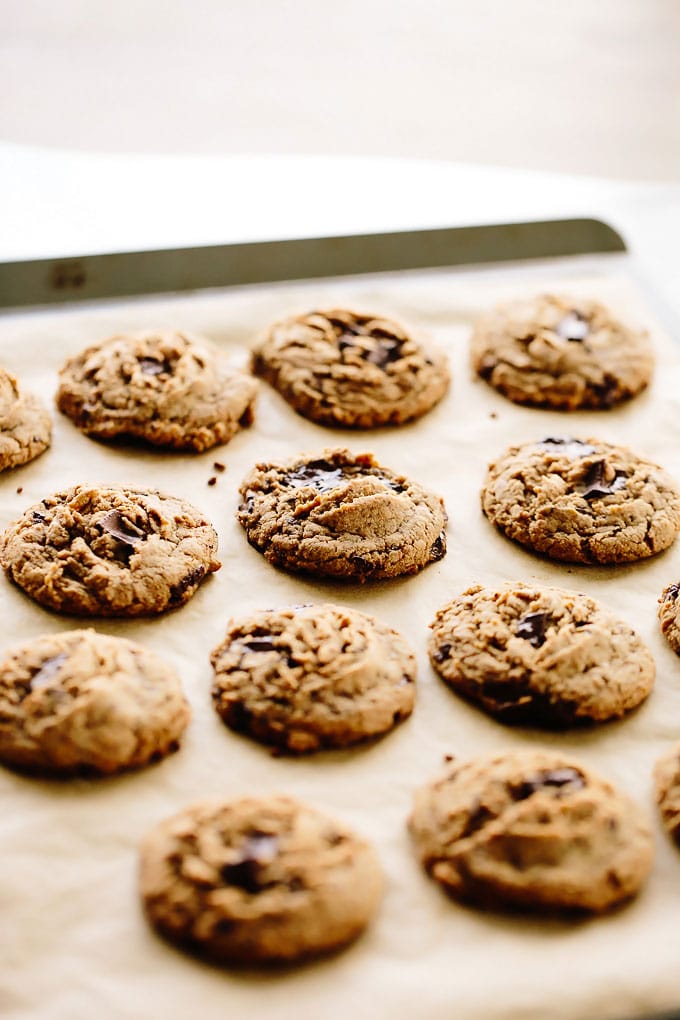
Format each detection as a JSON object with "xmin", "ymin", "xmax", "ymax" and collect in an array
[{"xmin": 2, "ymin": 256, "xmax": 680, "ymax": 1020}]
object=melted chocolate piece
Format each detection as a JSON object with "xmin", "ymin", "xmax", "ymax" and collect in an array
[
  {"xmin": 432, "ymin": 642, "xmax": 452, "ymax": 664},
  {"xmin": 580, "ymin": 460, "xmax": 627, "ymax": 500},
  {"xmin": 243, "ymin": 637, "xmax": 278, "ymax": 652},
  {"xmin": 30, "ymin": 652, "xmax": 68, "ymax": 691},
  {"xmin": 555, "ymin": 310, "xmax": 590, "ymax": 342},
  {"xmin": 512, "ymin": 767, "xmax": 585, "ymax": 801},
  {"xmin": 430, "ymin": 533, "xmax": 446, "ymax": 561},
  {"xmin": 332, "ymin": 316, "xmax": 404, "ymax": 369},
  {"xmin": 515, "ymin": 611, "xmax": 548, "ymax": 649},
  {"xmin": 169, "ymin": 566, "xmax": 206, "ymax": 603},
  {"xmin": 220, "ymin": 833, "xmax": 279, "ymax": 893},
  {"xmin": 285, "ymin": 458, "xmax": 404, "ymax": 495},
  {"xmin": 99, "ymin": 509, "xmax": 146, "ymax": 546},
  {"xmin": 139, "ymin": 357, "xmax": 172, "ymax": 376},
  {"xmin": 539, "ymin": 437, "xmax": 596, "ymax": 458},
  {"xmin": 32, "ymin": 510, "xmax": 46, "ymax": 524},
  {"xmin": 664, "ymin": 583, "xmax": 680, "ymax": 602}
]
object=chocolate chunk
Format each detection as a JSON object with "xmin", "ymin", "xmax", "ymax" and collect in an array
[
  {"xmin": 432, "ymin": 642, "xmax": 452, "ymax": 664},
  {"xmin": 539, "ymin": 437, "xmax": 596, "ymax": 458},
  {"xmin": 30, "ymin": 652, "xmax": 68, "ymax": 691},
  {"xmin": 139, "ymin": 357, "xmax": 172, "ymax": 376},
  {"xmin": 512, "ymin": 767, "xmax": 585, "ymax": 801},
  {"xmin": 515, "ymin": 611, "xmax": 548, "ymax": 648},
  {"xmin": 556, "ymin": 310, "xmax": 590, "ymax": 342},
  {"xmin": 664, "ymin": 583, "xmax": 680, "ymax": 602},
  {"xmin": 580, "ymin": 460, "xmax": 627, "ymax": 500},
  {"xmin": 220, "ymin": 833, "xmax": 279, "ymax": 893},
  {"xmin": 363, "ymin": 338, "xmax": 403, "ymax": 367},
  {"xmin": 99, "ymin": 509, "xmax": 145, "ymax": 546},
  {"xmin": 169, "ymin": 566, "xmax": 206, "ymax": 604},
  {"xmin": 459, "ymin": 800, "xmax": 495, "ymax": 839},
  {"xmin": 213, "ymin": 462, "xmax": 226, "ymax": 473},
  {"xmin": 243, "ymin": 637, "xmax": 278, "ymax": 652},
  {"xmin": 286, "ymin": 459, "xmax": 347, "ymax": 494},
  {"xmin": 207, "ymin": 476, "xmax": 217, "ymax": 486},
  {"xmin": 430, "ymin": 533, "xmax": 446, "ymax": 561},
  {"xmin": 32, "ymin": 510, "xmax": 46, "ymax": 524}
]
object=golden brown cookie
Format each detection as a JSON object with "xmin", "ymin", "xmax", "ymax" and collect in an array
[
  {"xmin": 0, "ymin": 629, "xmax": 190, "ymax": 775},
  {"xmin": 653, "ymin": 743, "xmax": 680, "ymax": 845},
  {"xmin": 471, "ymin": 294, "xmax": 653, "ymax": 410},
  {"xmin": 252, "ymin": 308, "xmax": 449, "ymax": 427},
  {"xmin": 409, "ymin": 749, "xmax": 653, "ymax": 913},
  {"xmin": 238, "ymin": 447, "xmax": 447, "ymax": 580},
  {"xmin": 0, "ymin": 484, "xmax": 220, "ymax": 616},
  {"xmin": 429, "ymin": 584, "xmax": 655, "ymax": 727},
  {"xmin": 0, "ymin": 366, "xmax": 51, "ymax": 471},
  {"xmin": 211, "ymin": 603, "xmax": 416, "ymax": 751},
  {"xmin": 481, "ymin": 436, "xmax": 680, "ymax": 564},
  {"xmin": 139, "ymin": 794, "xmax": 384, "ymax": 964},
  {"xmin": 56, "ymin": 330, "xmax": 257, "ymax": 452}
]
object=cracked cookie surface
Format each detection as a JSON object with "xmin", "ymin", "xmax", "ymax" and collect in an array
[
  {"xmin": 0, "ymin": 367, "xmax": 51, "ymax": 471},
  {"xmin": 471, "ymin": 294, "xmax": 653, "ymax": 410},
  {"xmin": 211, "ymin": 603, "xmax": 416, "ymax": 752},
  {"xmin": 140, "ymin": 794, "xmax": 384, "ymax": 964},
  {"xmin": 653, "ymin": 743, "xmax": 680, "ymax": 845},
  {"xmin": 0, "ymin": 629, "xmax": 190, "ymax": 775},
  {"xmin": 0, "ymin": 484, "xmax": 220, "ymax": 616},
  {"xmin": 481, "ymin": 436, "xmax": 680, "ymax": 564},
  {"xmin": 238, "ymin": 447, "xmax": 447, "ymax": 580},
  {"xmin": 56, "ymin": 330, "xmax": 258, "ymax": 452},
  {"xmin": 429, "ymin": 584, "xmax": 654, "ymax": 727},
  {"xmin": 409, "ymin": 749, "xmax": 653, "ymax": 913},
  {"xmin": 251, "ymin": 308, "xmax": 449, "ymax": 428}
]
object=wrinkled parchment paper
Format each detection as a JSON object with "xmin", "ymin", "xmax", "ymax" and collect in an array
[{"xmin": 2, "ymin": 256, "xmax": 680, "ymax": 1020}]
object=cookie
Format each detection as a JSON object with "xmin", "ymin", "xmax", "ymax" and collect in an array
[
  {"xmin": 409, "ymin": 749, "xmax": 653, "ymax": 913},
  {"xmin": 211, "ymin": 603, "xmax": 416, "ymax": 752},
  {"xmin": 658, "ymin": 582, "xmax": 680, "ymax": 654},
  {"xmin": 238, "ymin": 448, "xmax": 447, "ymax": 580},
  {"xmin": 653, "ymin": 743, "xmax": 680, "ymax": 844},
  {"xmin": 251, "ymin": 308, "xmax": 449, "ymax": 428},
  {"xmin": 0, "ymin": 629, "xmax": 190, "ymax": 775},
  {"xmin": 0, "ymin": 484, "xmax": 220, "ymax": 616},
  {"xmin": 0, "ymin": 367, "xmax": 51, "ymax": 471},
  {"xmin": 139, "ymin": 794, "xmax": 383, "ymax": 964},
  {"xmin": 481, "ymin": 436, "xmax": 680, "ymax": 564},
  {"xmin": 56, "ymin": 330, "xmax": 258, "ymax": 452},
  {"xmin": 429, "ymin": 584, "xmax": 654, "ymax": 727},
  {"xmin": 471, "ymin": 294, "xmax": 653, "ymax": 410}
]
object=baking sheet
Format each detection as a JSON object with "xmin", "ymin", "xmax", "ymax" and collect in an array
[{"xmin": 2, "ymin": 256, "xmax": 680, "ymax": 1020}]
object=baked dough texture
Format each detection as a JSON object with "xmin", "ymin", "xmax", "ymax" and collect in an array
[
  {"xmin": 471, "ymin": 294, "xmax": 653, "ymax": 410},
  {"xmin": 0, "ymin": 366, "xmax": 51, "ymax": 471},
  {"xmin": 653, "ymin": 743, "xmax": 680, "ymax": 845},
  {"xmin": 481, "ymin": 436, "xmax": 680, "ymax": 564},
  {"xmin": 238, "ymin": 447, "xmax": 447, "ymax": 580},
  {"xmin": 251, "ymin": 308, "xmax": 450, "ymax": 427},
  {"xmin": 211, "ymin": 603, "xmax": 416, "ymax": 751},
  {"xmin": 139, "ymin": 794, "xmax": 384, "ymax": 964},
  {"xmin": 409, "ymin": 749, "xmax": 654, "ymax": 913},
  {"xmin": 0, "ymin": 629, "xmax": 190, "ymax": 775},
  {"xmin": 56, "ymin": 330, "xmax": 258, "ymax": 452},
  {"xmin": 429, "ymin": 584, "xmax": 655, "ymax": 727},
  {"xmin": 0, "ymin": 484, "xmax": 220, "ymax": 616}
]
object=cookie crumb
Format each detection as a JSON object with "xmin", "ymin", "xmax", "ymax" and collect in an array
[
  {"xmin": 16, "ymin": 486, "xmax": 23, "ymax": 494},
  {"xmin": 489, "ymin": 411, "xmax": 498, "ymax": 420},
  {"xmin": 213, "ymin": 461, "xmax": 226, "ymax": 473},
  {"xmin": 444, "ymin": 753, "xmax": 455, "ymax": 762},
  {"xmin": 207, "ymin": 476, "xmax": 217, "ymax": 487}
]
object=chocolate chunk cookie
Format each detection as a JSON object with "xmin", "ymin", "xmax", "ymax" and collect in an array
[
  {"xmin": 251, "ymin": 308, "xmax": 450, "ymax": 428},
  {"xmin": 0, "ymin": 367, "xmax": 51, "ymax": 471},
  {"xmin": 658, "ymin": 582, "xmax": 680, "ymax": 654},
  {"xmin": 56, "ymin": 330, "xmax": 258, "ymax": 452},
  {"xmin": 0, "ymin": 484, "xmax": 220, "ymax": 616},
  {"xmin": 238, "ymin": 448, "xmax": 447, "ymax": 580},
  {"xmin": 653, "ymin": 743, "xmax": 680, "ymax": 845},
  {"xmin": 0, "ymin": 629, "xmax": 190, "ymax": 775},
  {"xmin": 471, "ymin": 294, "xmax": 653, "ymax": 410},
  {"xmin": 481, "ymin": 436, "xmax": 680, "ymax": 564},
  {"xmin": 409, "ymin": 749, "xmax": 653, "ymax": 913},
  {"xmin": 211, "ymin": 603, "xmax": 416, "ymax": 752},
  {"xmin": 139, "ymin": 794, "xmax": 384, "ymax": 964},
  {"xmin": 429, "ymin": 584, "xmax": 654, "ymax": 727}
]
